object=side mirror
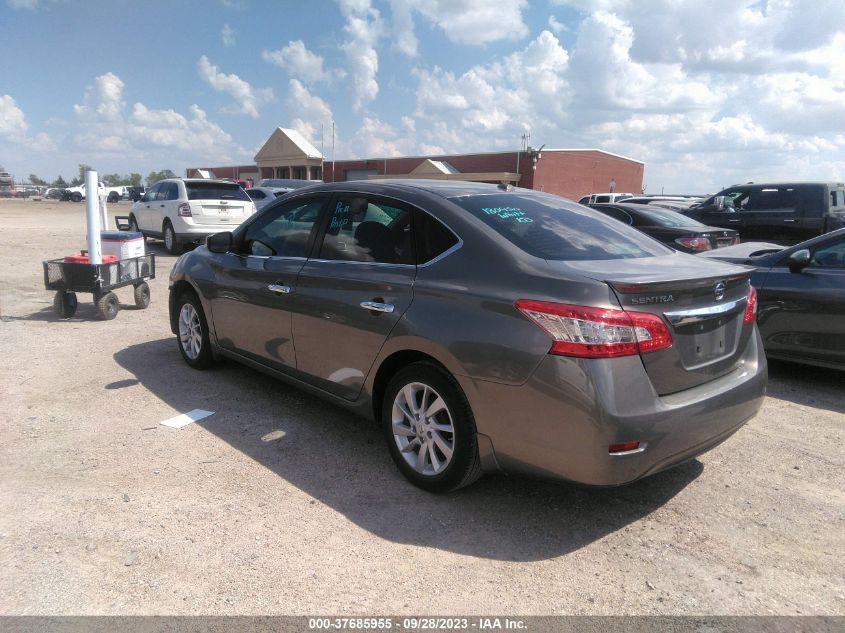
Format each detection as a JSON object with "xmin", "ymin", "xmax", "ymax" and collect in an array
[
  {"xmin": 787, "ymin": 248, "xmax": 811, "ymax": 272},
  {"xmin": 206, "ymin": 231, "xmax": 233, "ymax": 254}
]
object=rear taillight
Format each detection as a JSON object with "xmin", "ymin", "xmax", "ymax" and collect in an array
[
  {"xmin": 675, "ymin": 236, "xmax": 712, "ymax": 251},
  {"xmin": 744, "ymin": 285, "xmax": 757, "ymax": 324},
  {"xmin": 178, "ymin": 202, "xmax": 192, "ymax": 217},
  {"xmin": 515, "ymin": 300, "xmax": 673, "ymax": 358}
]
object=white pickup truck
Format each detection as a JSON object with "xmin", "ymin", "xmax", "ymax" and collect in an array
[{"xmin": 65, "ymin": 182, "xmax": 126, "ymax": 203}]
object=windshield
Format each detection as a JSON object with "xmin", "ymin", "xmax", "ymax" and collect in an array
[
  {"xmin": 451, "ymin": 192, "xmax": 671, "ymax": 261},
  {"xmin": 186, "ymin": 182, "xmax": 251, "ymax": 201}
]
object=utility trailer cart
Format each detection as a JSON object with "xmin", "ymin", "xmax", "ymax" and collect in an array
[{"xmin": 43, "ymin": 254, "xmax": 156, "ymax": 319}]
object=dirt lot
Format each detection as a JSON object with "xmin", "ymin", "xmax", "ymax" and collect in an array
[{"xmin": 0, "ymin": 198, "xmax": 843, "ymax": 616}]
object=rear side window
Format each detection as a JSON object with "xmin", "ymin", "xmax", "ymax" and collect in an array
[
  {"xmin": 186, "ymin": 182, "xmax": 251, "ymax": 202},
  {"xmin": 452, "ymin": 193, "xmax": 670, "ymax": 261},
  {"xmin": 414, "ymin": 210, "xmax": 458, "ymax": 263}
]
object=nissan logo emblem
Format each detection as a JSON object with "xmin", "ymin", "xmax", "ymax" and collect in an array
[{"xmin": 714, "ymin": 280, "xmax": 727, "ymax": 301}]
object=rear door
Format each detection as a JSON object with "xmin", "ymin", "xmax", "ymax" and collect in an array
[
  {"xmin": 741, "ymin": 186, "xmax": 803, "ymax": 242},
  {"xmin": 186, "ymin": 181, "xmax": 254, "ymax": 230},
  {"xmin": 291, "ymin": 194, "xmax": 417, "ymax": 400}
]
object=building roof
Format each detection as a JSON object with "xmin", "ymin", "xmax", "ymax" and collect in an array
[{"xmin": 254, "ymin": 127, "xmax": 323, "ymax": 163}]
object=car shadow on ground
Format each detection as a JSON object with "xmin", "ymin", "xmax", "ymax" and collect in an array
[
  {"xmin": 114, "ymin": 338, "xmax": 704, "ymax": 561},
  {"xmin": 765, "ymin": 359, "xmax": 845, "ymax": 414}
]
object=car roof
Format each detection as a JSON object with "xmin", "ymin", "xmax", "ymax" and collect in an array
[
  {"xmin": 292, "ymin": 178, "xmax": 534, "ymax": 199},
  {"xmin": 724, "ymin": 182, "xmax": 844, "ymax": 188}
]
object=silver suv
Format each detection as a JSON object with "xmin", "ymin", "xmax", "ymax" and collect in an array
[{"xmin": 129, "ymin": 178, "xmax": 257, "ymax": 254}]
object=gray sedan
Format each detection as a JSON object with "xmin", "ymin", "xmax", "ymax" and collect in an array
[{"xmin": 168, "ymin": 180, "xmax": 767, "ymax": 493}]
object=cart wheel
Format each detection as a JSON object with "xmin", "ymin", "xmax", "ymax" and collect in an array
[
  {"xmin": 53, "ymin": 291, "xmax": 78, "ymax": 318},
  {"xmin": 134, "ymin": 282, "xmax": 151, "ymax": 309},
  {"xmin": 95, "ymin": 291, "xmax": 119, "ymax": 320}
]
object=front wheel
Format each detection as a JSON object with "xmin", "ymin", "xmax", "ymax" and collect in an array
[
  {"xmin": 95, "ymin": 291, "xmax": 119, "ymax": 320},
  {"xmin": 71, "ymin": 193, "xmax": 82, "ymax": 203},
  {"xmin": 382, "ymin": 362, "xmax": 481, "ymax": 493},
  {"xmin": 133, "ymin": 282, "xmax": 150, "ymax": 309},
  {"xmin": 176, "ymin": 291, "xmax": 213, "ymax": 369},
  {"xmin": 128, "ymin": 214, "xmax": 144, "ymax": 239}
]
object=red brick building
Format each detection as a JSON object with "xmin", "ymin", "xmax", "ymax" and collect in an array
[{"xmin": 187, "ymin": 128, "xmax": 644, "ymax": 200}]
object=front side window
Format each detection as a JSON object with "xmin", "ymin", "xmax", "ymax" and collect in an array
[
  {"xmin": 318, "ymin": 196, "xmax": 414, "ymax": 264},
  {"xmin": 810, "ymin": 238, "xmax": 845, "ymax": 268},
  {"xmin": 241, "ymin": 196, "xmax": 327, "ymax": 257},
  {"xmin": 451, "ymin": 193, "xmax": 670, "ymax": 261}
]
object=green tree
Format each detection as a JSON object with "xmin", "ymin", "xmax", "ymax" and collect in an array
[
  {"xmin": 128, "ymin": 172, "xmax": 143, "ymax": 187},
  {"xmin": 71, "ymin": 163, "xmax": 95, "ymax": 186},
  {"xmin": 146, "ymin": 169, "xmax": 176, "ymax": 186},
  {"xmin": 102, "ymin": 173, "xmax": 124, "ymax": 186},
  {"xmin": 53, "ymin": 176, "xmax": 67, "ymax": 187},
  {"xmin": 28, "ymin": 174, "xmax": 48, "ymax": 186}
]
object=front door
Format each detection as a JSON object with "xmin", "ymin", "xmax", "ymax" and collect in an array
[
  {"xmin": 292, "ymin": 194, "xmax": 417, "ymax": 400},
  {"xmin": 207, "ymin": 195, "xmax": 328, "ymax": 372},
  {"xmin": 758, "ymin": 234, "xmax": 845, "ymax": 365}
]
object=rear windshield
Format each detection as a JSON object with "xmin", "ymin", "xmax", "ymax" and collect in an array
[
  {"xmin": 186, "ymin": 182, "xmax": 251, "ymax": 201},
  {"xmin": 451, "ymin": 192, "xmax": 671, "ymax": 261},
  {"xmin": 632, "ymin": 206, "xmax": 707, "ymax": 228}
]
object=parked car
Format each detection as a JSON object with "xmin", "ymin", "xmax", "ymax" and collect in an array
[
  {"xmin": 168, "ymin": 180, "xmax": 766, "ymax": 493},
  {"xmin": 245, "ymin": 186, "xmax": 289, "ymax": 211},
  {"xmin": 257, "ymin": 178, "xmax": 321, "ymax": 190},
  {"xmin": 125, "ymin": 186, "xmax": 146, "ymax": 202},
  {"xmin": 577, "ymin": 192, "xmax": 634, "ymax": 205},
  {"xmin": 128, "ymin": 178, "xmax": 257, "ymax": 254},
  {"xmin": 588, "ymin": 202, "xmax": 740, "ymax": 253},
  {"xmin": 44, "ymin": 188, "xmax": 69, "ymax": 200},
  {"xmin": 683, "ymin": 182, "xmax": 845, "ymax": 243},
  {"xmin": 699, "ymin": 228, "xmax": 845, "ymax": 370}
]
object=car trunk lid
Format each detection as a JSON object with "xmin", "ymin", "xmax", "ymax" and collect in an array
[
  {"xmin": 186, "ymin": 182, "xmax": 253, "ymax": 226},
  {"xmin": 552, "ymin": 255, "xmax": 755, "ymax": 395}
]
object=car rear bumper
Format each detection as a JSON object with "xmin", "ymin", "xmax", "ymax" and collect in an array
[{"xmin": 463, "ymin": 328, "xmax": 767, "ymax": 486}]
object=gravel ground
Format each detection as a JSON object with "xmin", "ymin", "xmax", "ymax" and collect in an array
[{"xmin": 0, "ymin": 198, "xmax": 843, "ymax": 615}]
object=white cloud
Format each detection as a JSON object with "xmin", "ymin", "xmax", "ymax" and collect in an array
[
  {"xmin": 338, "ymin": 0, "xmax": 383, "ymax": 112},
  {"xmin": 389, "ymin": 0, "xmax": 418, "ymax": 56},
  {"xmin": 221, "ymin": 24, "xmax": 236, "ymax": 47},
  {"xmin": 547, "ymin": 15, "xmax": 567, "ymax": 34},
  {"xmin": 262, "ymin": 40, "xmax": 331, "ymax": 84},
  {"xmin": 7, "ymin": 0, "xmax": 38, "ymax": 9},
  {"xmin": 285, "ymin": 79, "xmax": 335, "ymax": 148},
  {"xmin": 68, "ymin": 72, "xmax": 248, "ymax": 170},
  {"xmin": 414, "ymin": 0, "xmax": 529, "ymax": 46},
  {"xmin": 197, "ymin": 55, "xmax": 273, "ymax": 118},
  {"xmin": 0, "ymin": 95, "xmax": 29, "ymax": 141}
]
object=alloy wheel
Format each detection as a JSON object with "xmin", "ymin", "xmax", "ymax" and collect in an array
[
  {"xmin": 391, "ymin": 382, "xmax": 455, "ymax": 476},
  {"xmin": 179, "ymin": 303, "xmax": 203, "ymax": 360}
]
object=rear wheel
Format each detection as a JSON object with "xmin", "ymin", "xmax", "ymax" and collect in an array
[
  {"xmin": 176, "ymin": 291, "xmax": 213, "ymax": 369},
  {"xmin": 71, "ymin": 192, "xmax": 82, "ymax": 203},
  {"xmin": 382, "ymin": 362, "xmax": 481, "ymax": 493},
  {"xmin": 53, "ymin": 291, "xmax": 77, "ymax": 318},
  {"xmin": 163, "ymin": 221, "xmax": 181, "ymax": 255},
  {"xmin": 95, "ymin": 291, "xmax": 119, "ymax": 320},
  {"xmin": 107, "ymin": 192, "xmax": 119, "ymax": 203}
]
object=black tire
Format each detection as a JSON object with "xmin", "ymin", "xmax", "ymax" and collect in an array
[
  {"xmin": 175, "ymin": 290, "xmax": 214, "ymax": 369},
  {"xmin": 381, "ymin": 362, "xmax": 482, "ymax": 493},
  {"xmin": 53, "ymin": 291, "xmax": 78, "ymax": 318},
  {"xmin": 95, "ymin": 291, "xmax": 119, "ymax": 320},
  {"xmin": 163, "ymin": 221, "xmax": 181, "ymax": 255},
  {"xmin": 133, "ymin": 282, "xmax": 150, "ymax": 309},
  {"xmin": 107, "ymin": 192, "xmax": 119, "ymax": 203},
  {"xmin": 71, "ymin": 192, "xmax": 82, "ymax": 203},
  {"xmin": 127, "ymin": 214, "xmax": 145, "ymax": 240}
]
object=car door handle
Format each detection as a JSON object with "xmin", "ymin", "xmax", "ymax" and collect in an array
[
  {"xmin": 728, "ymin": 219, "xmax": 741, "ymax": 222},
  {"xmin": 268, "ymin": 284, "xmax": 292, "ymax": 295},
  {"xmin": 783, "ymin": 219, "xmax": 796, "ymax": 222},
  {"xmin": 360, "ymin": 301, "xmax": 394, "ymax": 313}
]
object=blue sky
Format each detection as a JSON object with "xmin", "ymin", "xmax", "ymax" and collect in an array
[{"xmin": 1, "ymin": 0, "xmax": 844, "ymax": 193}]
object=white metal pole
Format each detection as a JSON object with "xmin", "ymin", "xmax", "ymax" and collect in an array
[
  {"xmin": 99, "ymin": 191, "xmax": 108, "ymax": 230},
  {"xmin": 85, "ymin": 170, "xmax": 102, "ymax": 264}
]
